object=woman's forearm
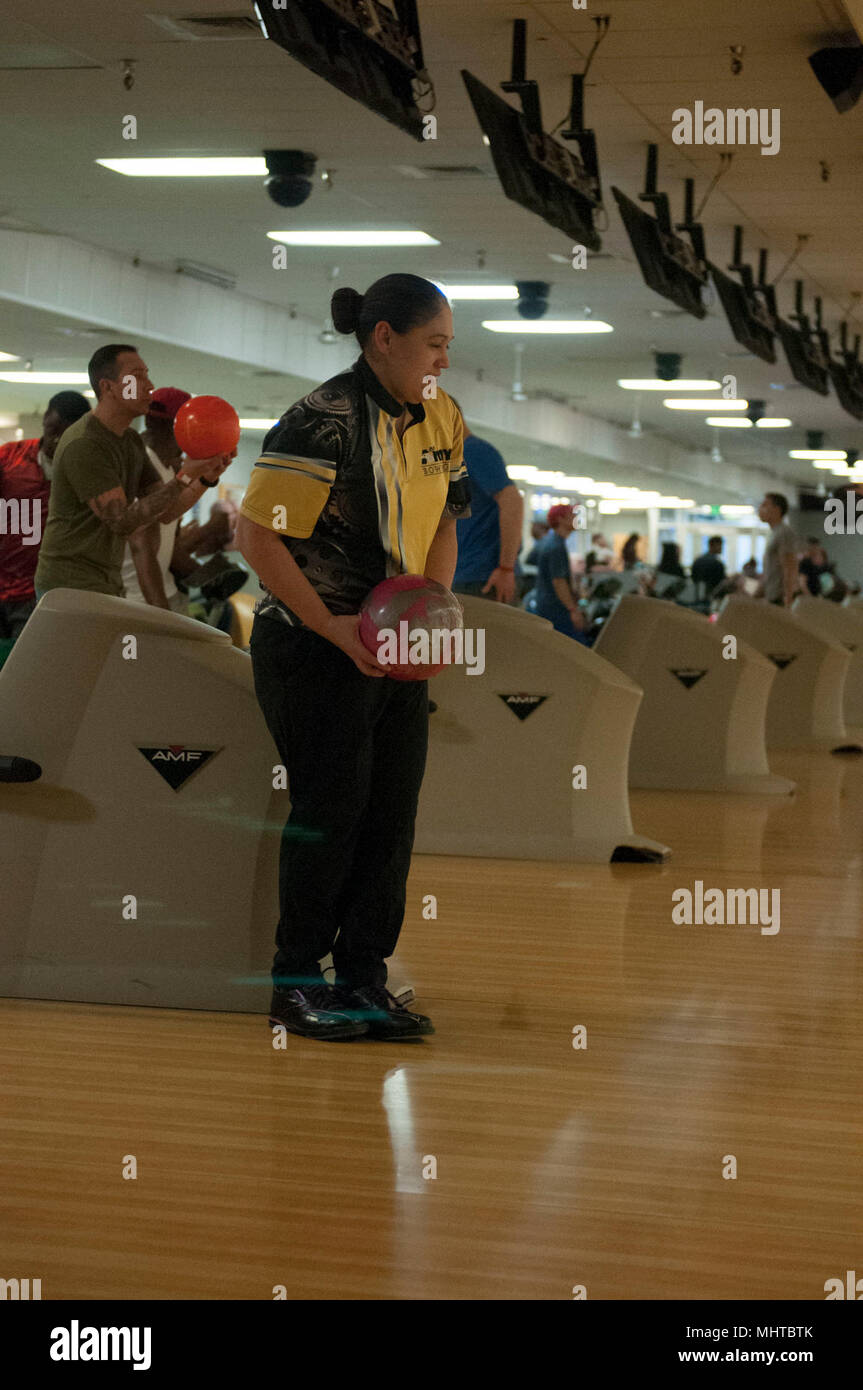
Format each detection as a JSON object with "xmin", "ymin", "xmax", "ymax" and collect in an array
[{"xmin": 424, "ymin": 519, "xmax": 458, "ymax": 588}]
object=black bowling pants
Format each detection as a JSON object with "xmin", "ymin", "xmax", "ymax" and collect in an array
[{"xmin": 250, "ymin": 614, "xmax": 429, "ymax": 990}]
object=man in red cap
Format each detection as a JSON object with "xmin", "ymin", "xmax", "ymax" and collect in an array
[
  {"xmin": 532, "ymin": 503, "xmax": 589, "ymax": 641},
  {"xmin": 121, "ymin": 386, "xmax": 192, "ymax": 612}
]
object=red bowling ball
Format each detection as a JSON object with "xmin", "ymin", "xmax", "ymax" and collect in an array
[{"xmin": 359, "ymin": 574, "xmax": 464, "ymax": 680}]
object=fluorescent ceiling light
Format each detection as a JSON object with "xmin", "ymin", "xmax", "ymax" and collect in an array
[
  {"xmin": 0, "ymin": 371, "xmax": 90, "ymax": 384},
  {"xmin": 435, "ymin": 284, "xmax": 517, "ymax": 300},
  {"xmin": 719, "ymin": 505, "xmax": 755, "ymax": 516},
  {"xmin": 483, "ymin": 320, "xmax": 613, "ymax": 333},
  {"xmin": 97, "ymin": 157, "xmax": 267, "ymax": 176},
  {"xmin": 507, "ymin": 468, "xmax": 698, "ymax": 508},
  {"xmin": 84, "ymin": 390, "xmax": 96, "ymax": 399},
  {"xmin": 812, "ymin": 460, "xmax": 842, "ymax": 468},
  {"xmin": 0, "ymin": 350, "xmax": 21, "ymax": 362},
  {"xmin": 519, "ymin": 469, "xmax": 572, "ymax": 486},
  {"xmin": 664, "ymin": 398, "xmax": 748, "ymax": 411},
  {"xmin": 707, "ymin": 416, "xmax": 792, "ymax": 428},
  {"xmin": 598, "ymin": 502, "xmax": 621, "ymax": 513},
  {"xmin": 267, "ymin": 230, "xmax": 439, "ymax": 246},
  {"xmin": 791, "ymin": 449, "xmax": 846, "ymax": 460},
  {"xmin": 0, "ymin": 413, "xmax": 18, "ymax": 427},
  {"xmin": 618, "ymin": 378, "xmax": 719, "ymax": 390},
  {"xmin": 239, "ymin": 418, "xmax": 277, "ymax": 429}
]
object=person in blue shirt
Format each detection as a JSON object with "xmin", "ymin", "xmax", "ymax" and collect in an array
[
  {"xmin": 533, "ymin": 503, "xmax": 589, "ymax": 643},
  {"xmin": 450, "ymin": 399, "xmax": 523, "ymax": 603}
]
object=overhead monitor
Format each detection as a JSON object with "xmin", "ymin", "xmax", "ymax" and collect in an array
[
  {"xmin": 461, "ymin": 20, "xmax": 603, "ymax": 252},
  {"xmin": 768, "ymin": 282, "xmax": 830, "ymax": 397},
  {"xmin": 821, "ymin": 323, "xmax": 863, "ymax": 421},
  {"xmin": 256, "ymin": 0, "xmax": 431, "ymax": 141},
  {"xmin": 710, "ymin": 231, "xmax": 776, "ymax": 364},
  {"xmin": 611, "ymin": 147, "xmax": 709, "ymax": 321}
]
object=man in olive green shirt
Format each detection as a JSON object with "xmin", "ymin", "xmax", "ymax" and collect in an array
[{"xmin": 35, "ymin": 343, "xmax": 233, "ymax": 598}]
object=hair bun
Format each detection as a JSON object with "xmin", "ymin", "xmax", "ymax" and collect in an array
[{"xmin": 331, "ymin": 286, "xmax": 363, "ymax": 335}]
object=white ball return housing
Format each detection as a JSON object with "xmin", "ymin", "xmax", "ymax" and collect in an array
[{"xmin": 594, "ymin": 595, "xmax": 795, "ymax": 794}]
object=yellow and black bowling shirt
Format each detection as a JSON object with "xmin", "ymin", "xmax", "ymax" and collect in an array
[{"xmin": 241, "ymin": 354, "xmax": 471, "ymax": 625}]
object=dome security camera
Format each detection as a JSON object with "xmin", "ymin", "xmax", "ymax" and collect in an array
[
  {"xmin": 263, "ymin": 150, "xmax": 318, "ymax": 208},
  {"xmin": 515, "ymin": 281, "xmax": 550, "ymax": 320},
  {"xmin": 655, "ymin": 352, "xmax": 682, "ymax": 381},
  {"xmin": 746, "ymin": 399, "xmax": 765, "ymax": 424}
]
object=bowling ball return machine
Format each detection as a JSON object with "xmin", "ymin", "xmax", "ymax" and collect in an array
[{"xmin": 0, "ymin": 590, "xmax": 669, "ymax": 1014}]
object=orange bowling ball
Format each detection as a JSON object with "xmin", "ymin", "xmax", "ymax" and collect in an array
[{"xmin": 174, "ymin": 396, "xmax": 241, "ymax": 460}]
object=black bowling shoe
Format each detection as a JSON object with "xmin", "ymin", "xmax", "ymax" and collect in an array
[
  {"xmin": 268, "ymin": 984, "xmax": 369, "ymax": 1041},
  {"xmin": 338, "ymin": 984, "xmax": 434, "ymax": 1040}
]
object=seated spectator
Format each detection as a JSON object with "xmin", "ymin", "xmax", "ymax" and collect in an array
[
  {"xmin": 657, "ymin": 541, "xmax": 685, "ymax": 577},
  {"xmin": 589, "ymin": 532, "xmax": 615, "ymax": 568},
  {"xmin": 711, "ymin": 557, "xmax": 760, "ymax": 603},
  {"xmin": 620, "ymin": 532, "xmax": 654, "ymax": 594},
  {"xmin": 691, "ymin": 536, "xmax": 726, "ymax": 598},
  {"xmin": 620, "ymin": 532, "xmax": 645, "ymax": 570},
  {"xmin": 799, "ymin": 537, "xmax": 831, "ymax": 597}
]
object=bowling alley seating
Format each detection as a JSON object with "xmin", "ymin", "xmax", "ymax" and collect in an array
[
  {"xmin": 594, "ymin": 595, "xmax": 795, "ymax": 794},
  {"xmin": 413, "ymin": 595, "xmax": 670, "ymax": 862},
  {"xmin": 792, "ymin": 595, "xmax": 863, "ymax": 729},
  {"xmin": 653, "ymin": 574, "xmax": 697, "ymax": 605},
  {"xmin": 716, "ymin": 594, "xmax": 860, "ymax": 753}
]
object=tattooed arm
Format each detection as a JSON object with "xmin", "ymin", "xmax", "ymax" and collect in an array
[{"xmin": 87, "ymin": 454, "xmax": 231, "ymax": 536}]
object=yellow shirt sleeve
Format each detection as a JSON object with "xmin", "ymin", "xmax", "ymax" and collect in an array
[{"xmin": 240, "ymin": 417, "xmax": 339, "ymax": 538}]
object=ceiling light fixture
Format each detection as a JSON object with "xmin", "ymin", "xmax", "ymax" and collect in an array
[
  {"xmin": 483, "ymin": 320, "xmax": 613, "ymax": 334},
  {"xmin": 434, "ymin": 284, "xmax": 518, "ymax": 300},
  {"xmin": 664, "ymin": 398, "xmax": 748, "ymax": 411},
  {"xmin": 618, "ymin": 378, "xmax": 720, "ymax": 390},
  {"xmin": 97, "ymin": 157, "xmax": 267, "ymax": 176},
  {"xmin": 0, "ymin": 371, "xmax": 90, "ymax": 384},
  {"xmin": 267, "ymin": 230, "xmax": 439, "ymax": 247},
  {"xmin": 791, "ymin": 449, "xmax": 846, "ymax": 459}
]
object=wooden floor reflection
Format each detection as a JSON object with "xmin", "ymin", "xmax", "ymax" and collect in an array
[{"xmin": 2, "ymin": 748, "xmax": 861, "ymax": 1300}]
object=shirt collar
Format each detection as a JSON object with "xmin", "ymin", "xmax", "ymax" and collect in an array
[{"xmin": 354, "ymin": 354, "xmax": 426, "ymax": 426}]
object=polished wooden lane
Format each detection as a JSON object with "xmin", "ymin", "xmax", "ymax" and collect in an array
[{"xmin": 2, "ymin": 748, "xmax": 862, "ymax": 1299}]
